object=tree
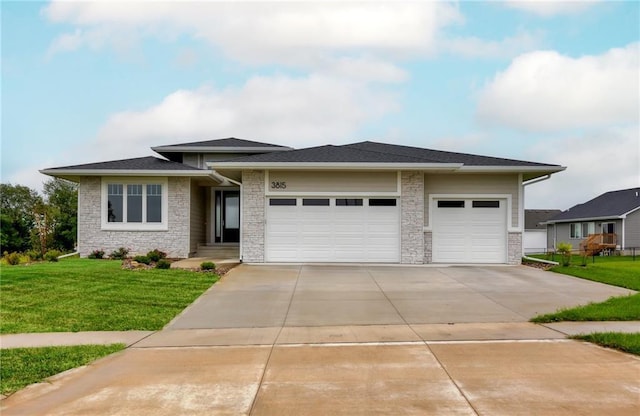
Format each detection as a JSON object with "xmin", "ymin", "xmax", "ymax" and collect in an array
[
  {"xmin": 42, "ymin": 178, "xmax": 78, "ymax": 252},
  {"xmin": 0, "ymin": 183, "xmax": 43, "ymax": 253}
]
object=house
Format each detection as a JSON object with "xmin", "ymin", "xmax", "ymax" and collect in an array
[
  {"xmin": 524, "ymin": 209, "xmax": 561, "ymax": 254},
  {"xmin": 40, "ymin": 138, "xmax": 564, "ymax": 264},
  {"xmin": 545, "ymin": 187, "xmax": 640, "ymax": 254}
]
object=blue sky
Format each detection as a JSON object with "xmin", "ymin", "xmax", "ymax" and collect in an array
[{"xmin": 2, "ymin": 1, "xmax": 639, "ymax": 209}]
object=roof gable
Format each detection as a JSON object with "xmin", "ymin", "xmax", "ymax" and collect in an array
[{"xmin": 550, "ymin": 187, "xmax": 640, "ymax": 222}]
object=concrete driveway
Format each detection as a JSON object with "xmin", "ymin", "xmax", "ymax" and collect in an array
[
  {"xmin": 3, "ymin": 265, "xmax": 638, "ymax": 415},
  {"xmin": 166, "ymin": 264, "xmax": 632, "ymax": 329}
]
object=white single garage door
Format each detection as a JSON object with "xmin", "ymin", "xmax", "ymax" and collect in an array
[
  {"xmin": 266, "ymin": 197, "xmax": 400, "ymax": 262},
  {"xmin": 432, "ymin": 199, "xmax": 507, "ymax": 263}
]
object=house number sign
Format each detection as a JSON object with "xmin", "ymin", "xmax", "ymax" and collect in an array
[{"xmin": 270, "ymin": 181, "xmax": 287, "ymax": 189}]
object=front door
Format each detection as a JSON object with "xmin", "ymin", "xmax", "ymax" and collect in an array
[{"xmin": 222, "ymin": 191, "xmax": 240, "ymax": 243}]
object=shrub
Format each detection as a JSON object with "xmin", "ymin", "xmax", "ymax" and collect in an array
[
  {"xmin": 133, "ymin": 255, "xmax": 151, "ymax": 265},
  {"xmin": 110, "ymin": 247, "xmax": 129, "ymax": 260},
  {"xmin": 200, "ymin": 261, "xmax": 216, "ymax": 271},
  {"xmin": 3, "ymin": 251, "xmax": 21, "ymax": 265},
  {"xmin": 146, "ymin": 249, "xmax": 167, "ymax": 262},
  {"xmin": 156, "ymin": 259, "xmax": 171, "ymax": 269},
  {"xmin": 44, "ymin": 250, "xmax": 61, "ymax": 262},
  {"xmin": 25, "ymin": 249, "xmax": 43, "ymax": 261},
  {"xmin": 88, "ymin": 249, "xmax": 105, "ymax": 259},
  {"xmin": 556, "ymin": 242, "xmax": 572, "ymax": 267}
]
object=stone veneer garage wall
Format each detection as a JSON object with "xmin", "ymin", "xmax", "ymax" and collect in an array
[
  {"xmin": 241, "ymin": 170, "xmax": 265, "ymax": 262},
  {"xmin": 401, "ymin": 171, "xmax": 424, "ymax": 264},
  {"xmin": 77, "ymin": 176, "xmax": 191, "ymax": 258}
]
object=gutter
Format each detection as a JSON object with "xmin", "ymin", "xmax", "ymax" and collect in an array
[{"xmin": 522, "ymin": 174, "xmax": 551, "ymax": 187}]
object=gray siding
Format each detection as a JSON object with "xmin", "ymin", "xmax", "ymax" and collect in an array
[
  {"xmin": 624, "ymin": 210, "xmax": 640, "ymax": 248},
  {"xmin": 182, "ymin": 153, "xmax": 254, "ymax": 169},
  {"xmin": 268, "ymin": 171, "xmax": 397, "ymax": 193},
  {"xmin": 189, "ymin": 181, "xmax": 206, "ymax": 255},
  {"xmin": 77, "ymin": 176, "xmax": 191, "ymax": 258}
]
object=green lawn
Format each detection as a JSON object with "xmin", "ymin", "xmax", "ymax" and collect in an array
[
  {"xmin": 529, "ymin": 256, "xmax": 640, "ymax": 355},
  {"xmin": 1, "ymin": 344, "xmax": 125, "ymax": 395},
  {"xmin": 0, "ymin": 258, "xmax": 218, "ymax": 333},
  {"xmin": 571, "ymin": 333, "xmax": 640, "ymax": 356}
]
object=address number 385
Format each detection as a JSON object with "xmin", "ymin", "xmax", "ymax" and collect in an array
[{"xmin": 270, "ymin": 181, "xmax": 287, "ymax": 189}]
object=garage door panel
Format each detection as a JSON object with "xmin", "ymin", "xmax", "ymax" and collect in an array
[
  {"xmin": 266, "ymin": 197, "xmax": 399, "ymax": 262},
  {"xmin": 433, "ymin": 199, "xmax": 507, "ymax": 263}
]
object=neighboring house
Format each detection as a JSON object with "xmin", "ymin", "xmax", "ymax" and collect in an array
[
  {"xmin": 545, "ymin": 187, "xmax": 640, "ymax": 253},
  {"xmin": 524, "ymin": 210, "xmax": 561, "ymax": 254},
  {"xmin": 41, "ymin": 138, "xmax": 564, "ymax": 264}
]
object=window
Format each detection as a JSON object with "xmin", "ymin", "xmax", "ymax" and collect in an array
[
  {"xmin": 570, "ymin": 222, "xmax": 595, "ymax": 238},
  {"xmin": 472, "ymin": 200, "xmax": 500, "ymax": 208},
  {"xmin": 269, "ymin": 198, "xmax": 296, "ymax": 206},
  {"xmin": 369, "ymin": 199, "xmax": 397, "ymax": 206},
  {"xmin": 303, "ymin": 198, "xmax": 330, "ymax": 206},
  {"xmin": 103, "ymin": 180, "xmax": 166, "ymax": 229},
  {"xmin": 336, "ymin": 198, "xmax": 363, "ymax": 206},
  {"xmin": 437, "ymin": 200, "xmax": 464, "ymax": 208}
]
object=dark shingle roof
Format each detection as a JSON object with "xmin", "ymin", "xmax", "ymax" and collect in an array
[
  {"xmin": 347, "ymin": 141, "xmax": 558, "ymax": 167},
  {"xmin": 214, "ymin": 141, "xmax": 561, "ymax": 167},
  {"xmin": 216, "ymin": 144, "xmax": 444, "ymax": 164},
  {"xmin": 549, "ymin": 188, "xmax": 640, "ymax": 222},
  {"xmin": 43, "ymin": 156, "xmax": 206, "ymax": 171},
  {"xmin": 525, "ymin": 210, "xmax": 562, "ymax": 230},
  {"xmin": 153, "ymin": 137, "xmax": 288, "ymax": 149}
]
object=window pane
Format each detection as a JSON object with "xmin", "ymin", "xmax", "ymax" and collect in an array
[
  {"xmin": 269, "ymin": 199, "xmax": 296, "ymax": 206},
  {"xmin": 369, "ymin": 199, "xmax": 397, "ymax": 206},
  {"xmin": 107, "ymin": 184, "xmax": 123, "ymax": 222},
  {"xmin": 303, "ymin": 198, "xmax": 330, "ymax": 206},
  {"xmin": 336, "ymin": 198, "xmax": 363, "ymax": 206},
  {"xmin": 437, "ymin": 200, "xmax": 464, "ymax": 208},
  {"xmin": 146, "ymin": 185, "xmax": 162, "ymax": 223},
  {"xmin": 127, "ymin": 185, "xmax": 142, "ymax": 223},
  {"xmin": 588, "ymin": 222, "xmax": 595, "ymax": 234},
  {"xmin": 472, "ymin": 200, "xmax": 500, "ymax": 208},
  {"xmin": 225, "ymin": 195, "xmax": 239, "ymax": 228}
]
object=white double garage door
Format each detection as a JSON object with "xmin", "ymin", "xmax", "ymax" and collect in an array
[{"xmin": 266, "ymin": 196, "xmax": 508, "ymax": 263}]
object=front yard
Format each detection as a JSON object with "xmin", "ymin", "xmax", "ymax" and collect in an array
[
  {"xmin": 529, "ymin": 256, "xmax": 640, "ymax": 355},
  {"xmin": 0, "ymin": 258, "xmax": 219, "ymax": 395},
  {"xmin": 1, "ymin": 258, "xmax": 218, "ymax": 333}
]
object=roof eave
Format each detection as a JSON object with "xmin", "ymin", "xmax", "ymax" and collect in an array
[
  {"xmin": 545, "ymin": 214, "xmax": 625, "ymax": 224},
  {"xmin": 207, "ymin": 162, "xmax": 464, "ymax": 170},
  {"xmin": 40, "ymin": 169, "xmax": 215, "ymax": 178},
  {"xmin": 152, "ymin": 146, "xmax": 292, "ymax": 153}
]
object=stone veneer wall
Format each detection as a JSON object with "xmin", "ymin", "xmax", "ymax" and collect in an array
[
  {"xmin": 423, "ymin": 232, "xmax": 433, "ymax": 263},
  {"xmin": 508, "ymin": 232, "xmax": 523, "ymax": 265},
  {"xmin": 77, "ymin": 176, "xmax": 191, "ymax": 258},
  {"xmin": 401, "ymin": 171, "xmax": 424, "ymax": 264},
  {"xmin": 241, "ymin": 170, "xmax": 265, "ymax": 262}
]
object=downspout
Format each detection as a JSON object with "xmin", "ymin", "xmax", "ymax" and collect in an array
[{"xmin": 211, "ymin": 170, "xmax": 243, "ymax": 262}]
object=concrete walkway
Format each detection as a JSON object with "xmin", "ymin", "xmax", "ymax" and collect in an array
[{"xmin": 2, "ymin": 265, "xmax": 639, "ymax": 415}]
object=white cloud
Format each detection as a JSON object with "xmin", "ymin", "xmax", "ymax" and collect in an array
[
  {"xmin": 525, "ymin": 125, "xmax": 640, "ymax": 209},
  {"xmin": 477, "ymin": 43, "xmax": 640, "ymax": 132},
  {"xmin": 42, "ymin": 1, "xmax": 461, "ymax": 65},
  {"xmin": 441, "ymin": 30, "xmax": 543, "ymax": 59},
  {"xmin": 503, "ymin": 0, "xmax": 600, "ymax": 17},
  {"xmin": 89, "ymin": 73, "xmax": 399, "ymax": 158}
]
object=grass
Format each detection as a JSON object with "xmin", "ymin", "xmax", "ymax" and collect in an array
[
  {"xmin": 0, "ymin": 258, "xmax": 218, "ymax": 333},
  {"xmin": 531, "ymin": 294, "xmax": 640, "ymax": 323},
  {"xmin": 529, "ymin": 256, "xmax": 640, "ymax": 355},
  {"xmin": 1, "ymin": 344, "xmax": 125, "ymax": 395},
  {"xmin": 571, "ymin": 333, "xmax": 640, "ymax": 355}
]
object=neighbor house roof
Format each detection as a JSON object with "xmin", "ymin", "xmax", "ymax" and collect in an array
[
  {"xmin": 547, "ymin": 188, "xmax": 640, "ymax": 223},
  {"xmin": 211, "ymin": 141, "xmax": 564, "ymax": 179},
  {"xmin": 40, "ymin": 156, "xmax": 214, "ymax": 182},
  {"xmin": 152, "ymin": 137, "xmax": 292, "ymax": 154},
  {"xmin": 525, "ymin": 210, "xmax": 562, "ymax": 230}
]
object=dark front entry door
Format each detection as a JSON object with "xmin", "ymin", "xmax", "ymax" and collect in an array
[{"xmin": 222, "ymin": 191, "xmax": 240, "ymax": 243}]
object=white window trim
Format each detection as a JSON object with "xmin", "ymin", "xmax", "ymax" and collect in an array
[{"xmin": 101, "ymin": 177, "xmax": 168, "ymax": 231}]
